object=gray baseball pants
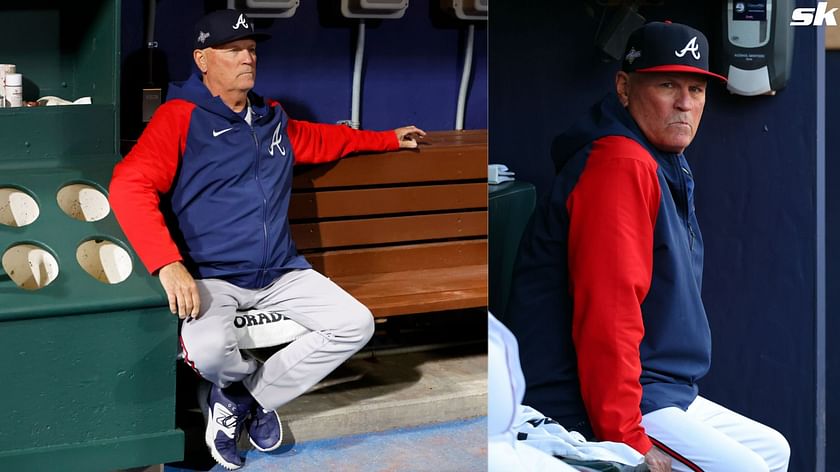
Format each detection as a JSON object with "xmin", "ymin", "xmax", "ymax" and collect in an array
[{"xmin": 180, "ymin": 268, "xmax": 375, "ymax": 410}]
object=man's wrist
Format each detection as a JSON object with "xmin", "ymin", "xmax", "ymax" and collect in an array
[{"xmin": 154, "ymin": 259, "xmax": 183, "ymax": 275}]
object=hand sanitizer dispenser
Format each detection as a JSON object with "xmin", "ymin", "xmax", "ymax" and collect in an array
[{"xmin": 721, "ymin": 0, "xmax": 794, "ymax": 96}]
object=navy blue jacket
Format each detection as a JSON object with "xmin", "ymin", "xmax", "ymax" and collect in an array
[
  {"xmin": 110, "ymin": 74, "xmax": 398, "ymax": 289},
  {"xmin": 505, "ymin": 93, "xmax": 711, "ymax": 453}
]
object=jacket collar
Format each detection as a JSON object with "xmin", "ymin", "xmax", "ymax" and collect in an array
[{"xmin": 167, "ymin": 73, "xmax": 272, "ymax": 124}]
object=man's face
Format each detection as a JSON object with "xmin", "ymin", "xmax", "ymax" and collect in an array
[
  {"xmin": 616, "ymin": 71, "xmax": 707, "ymax": 154},
  {"xmin": 198, "ymin": 38, "xmax": 257, "ymax": 95}
]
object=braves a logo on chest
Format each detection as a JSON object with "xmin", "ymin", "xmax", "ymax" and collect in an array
[
  {"xmin": 675, "ymin": 36, "xmax": 700, "ymax": 60},
  {"xmin": 269, "ymin": 121, "xmax": 287, "ymax": 157}
]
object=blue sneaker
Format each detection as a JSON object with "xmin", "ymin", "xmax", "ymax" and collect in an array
[
  {"xmin": 248, "ymin": 405, "xmax": 283, "ymax": 452},
  {"xmin": 205, "ymin": 384, "xmax": 253, "ymax": 470}
]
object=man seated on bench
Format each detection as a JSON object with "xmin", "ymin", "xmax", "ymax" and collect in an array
[
  {"xmin": 504, "ymin": 22, "xmax": 788, "ymax": 472},
  {"xmin": 109, "ymin": 9, "xmax": 424, "ymax": 470}
]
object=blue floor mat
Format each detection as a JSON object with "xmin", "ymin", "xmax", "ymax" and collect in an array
[{"xmin": 166, "ymin": 416, "xmax": 487, "ymax": 472}]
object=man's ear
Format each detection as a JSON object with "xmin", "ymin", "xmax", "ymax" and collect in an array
[
  {"xmin": 615, "ymin": 71, "xmax": 630, "ymax": 107},
  {"xmin": 193, "ymin": 49, "xmax": 207, "ymax": 73}
]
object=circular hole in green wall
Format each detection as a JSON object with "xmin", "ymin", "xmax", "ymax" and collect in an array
[
  {"xmin": 2, "ymin": 242, "xmax": 59, "ymax": 290},
  {"xmin": 57, "ymin": 183, "xmax": 110, "ymax": 222},
  {"xmin": 76, "ymin": 238, "xmax": 132, "ymax": 284},
  {"xmin": 0, "ymin": 187, "xmax": 39, "ymax": 227}
]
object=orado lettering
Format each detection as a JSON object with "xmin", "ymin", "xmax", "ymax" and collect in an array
[{"xmin": 234, "ymin": 311, "xmax": 287, "ymax": 328}]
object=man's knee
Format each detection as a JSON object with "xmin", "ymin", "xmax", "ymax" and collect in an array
[
  {"xmin": 761, "ymin": 427, "xmax": 790, "ymax": 472},
  {"xmin": 341, "ymin": 302, "xmax": 375, "ymax": 345},
  {"xmin": 182, "ymin": 330, "xmax": 237, "ymax": 377},
  {"xmin": 711, "ymin": 445, "xmax": 770, "ymax": 472},
  {"xmin": 706, "ymin": 430, "xmax": 788, "ymax": 472}
]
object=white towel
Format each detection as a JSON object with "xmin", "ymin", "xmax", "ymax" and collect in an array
[
  {"xmin": 513, "ymin": 405, "xmax": 644, "ymax": 466},
  {"xmin": 488, "ymin": 312, "xmax": 576, "ymax": 472}
]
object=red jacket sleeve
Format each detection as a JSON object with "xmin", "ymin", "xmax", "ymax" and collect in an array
[
  {"xmin": 565, "ymin": 135, "xmax": 661, "ymax": 454},
  {"xmin": 108, "ymin": 100, "xmax": 193, "ymax": 274},
  {"xmin": 286, "ymin": 118, "xmax": 400, "ymax": 165}
]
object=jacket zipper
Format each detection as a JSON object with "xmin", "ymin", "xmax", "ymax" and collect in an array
[
  {"xmin": 253, "ymin": 129, "xmax": 269, "ymax": 287},
  {"xmin": 673, "ymin": 154, "xmax": 695, "ymax": 252}
]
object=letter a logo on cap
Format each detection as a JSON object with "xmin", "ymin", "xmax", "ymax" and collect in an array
[
  {"xmin": 675, "ymin": 36, "xmax": 701, "ymax": 60},
  {"xmin": 233, "ymin": 13, "xmax": 249, "ymax": 30}
]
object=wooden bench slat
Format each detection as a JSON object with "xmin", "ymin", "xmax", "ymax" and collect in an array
[
  {"xmin": 289, "ymin": 183, "xmax": 487, "ymax": 220},
  {"xmin": 340, "ymin": 266, "xmax": 487, "ymax": 295},
  {"xmin": 306, "ymin": 240, "xmax": 487, "ymax": 277},
  {"xmin": 419, "ymin": 129, "xmax": 488, "ymax": 147},
  {"xmin": 291, "ymin": 211, "xmax": 487, "ymax": 250},
  {"xmin": 333, "ymin": 265, "xmax": 487, "ymax": 317},
  {"xmin": 293, "ymin": 131, "xmax": 487, "ymax": 189},
  {"xmin": 360, "ymin": 289, "xmax": 488, "ymax": 317}
]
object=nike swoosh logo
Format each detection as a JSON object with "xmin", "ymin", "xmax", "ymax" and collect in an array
[{"xmin": 213, "ymin": 128, "xmax": 233, "ymax": 137}]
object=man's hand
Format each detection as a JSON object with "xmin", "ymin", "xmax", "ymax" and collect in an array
[
  {"xmin": 158, "ymin": 261, "xmax": 201, "ymax": 320},
  {"xmin": 644, "ymin": 445, "xmax": 672, "ymax": 472},
  {"xmin": 394, "ymin": 125, "xmax": 426, "ymax": 149}
]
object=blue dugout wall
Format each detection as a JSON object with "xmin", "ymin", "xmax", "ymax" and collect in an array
[
  {"xmin": 826, "ymin": 41, "xmax": 840, "ymax": 472},
  {"xmin": 490, "ymin": 2, "xmax": 825, "ymax": 470},
  {"xmin": 120, "ymin": 0, "xmax": 487, "ymax": 141}
]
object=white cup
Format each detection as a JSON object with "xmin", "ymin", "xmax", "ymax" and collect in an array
[{"xmin": 0, "ymin": 64, "xmax": 16, "ymax": 108}]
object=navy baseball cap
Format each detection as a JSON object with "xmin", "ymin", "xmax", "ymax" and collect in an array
[
  {"xmin": 622, "ymin": 21, "xmax": 726, "ymax": 82},
  {"xmin": 193, "ymin": 9, "xmax": 271, "ymax": 49}
]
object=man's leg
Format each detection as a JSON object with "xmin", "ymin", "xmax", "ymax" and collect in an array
[
  {"xmin": 242, "ymin": 269, "xmax": 375, "ymax": 410},
  {"xmin": 641, "ymin": 396, "xmax": 790, "ymax": 472},
  {"xmin": 684, "ymin": 396, "xmax": 789, "ymax": 471},
  {"xmin": 180, "ymin": 278, "xmax": 260, "ymax": 469},
  {"xmin": 180, "ymin": 278, "xmax": 259, "ymax": 385}
]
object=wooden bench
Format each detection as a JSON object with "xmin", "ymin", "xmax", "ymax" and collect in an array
[{"xmin": 290, "ymin": 129, "xmax": 488, "ymax": 317}]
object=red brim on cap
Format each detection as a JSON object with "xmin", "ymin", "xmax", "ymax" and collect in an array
[{"xmin": 635, "ymin": 64, "xmax": 727, "ymax": 83}]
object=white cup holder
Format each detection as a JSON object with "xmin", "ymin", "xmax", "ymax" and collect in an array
[
  {"xmin": 76, "ymin": 239, "xmax": 132, "ymax": 284},
  {"xmin": 57, "ymin": 183, "xmax": 110, "ymax": 222},
  {"xmin": 0, "ymin": 187, "xmax": 40, "ymax": 227},
  {"xmin": 2, "ymin": 243, "xmax": 60, "ymax": 290}
]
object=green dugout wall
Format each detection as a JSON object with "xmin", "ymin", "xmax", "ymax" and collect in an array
[{"xmin": 0, "ymin": 1, "xmax": 183, "ymax": 470}]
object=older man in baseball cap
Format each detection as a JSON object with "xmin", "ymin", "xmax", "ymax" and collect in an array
[
  {"xmin": 110, "ymin": 9, "xmax": 425, "ymax": 469},
  {"xmin": 505, "ymin": 21, "xmax": 790, "ymax": 472}
]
